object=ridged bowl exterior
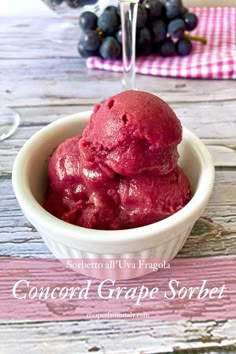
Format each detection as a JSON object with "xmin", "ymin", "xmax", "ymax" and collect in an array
[{"xmin": 37, "ymin": 224, "xmax": 192, "ymax": 279}]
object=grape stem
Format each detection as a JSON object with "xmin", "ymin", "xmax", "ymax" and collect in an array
[{"xmin": 184, "ymin": 33, "xmax": 207, "ymax": 45}]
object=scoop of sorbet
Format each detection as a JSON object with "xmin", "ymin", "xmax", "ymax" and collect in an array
[
  {"xmin": 44, "ymin": 90, "xmax": 190, "ymax": 230},
  {"xmin": 80, "ymin": 90, "xmax": 182, "ymax": 177}
]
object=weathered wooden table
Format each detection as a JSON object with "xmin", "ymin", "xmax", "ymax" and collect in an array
[{"xmin": 0, "ymin": 14, "xmax": 236, "ymax": 354}]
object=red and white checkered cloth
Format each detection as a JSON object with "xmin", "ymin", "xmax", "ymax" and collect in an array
[{"xmin": 86, "ymin": 7, "xmax": 236, "ymax": 79}]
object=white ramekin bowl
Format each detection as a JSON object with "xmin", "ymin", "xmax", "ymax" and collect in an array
[{"xmin": 12, "ymin": 111, "xmax": 215, "ymax": 279}]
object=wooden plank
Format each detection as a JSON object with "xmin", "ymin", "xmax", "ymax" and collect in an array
[
  {"xmin": 205, "ymin": 143, "xmax": 236, "ymax": 167},
  {"xmin": 0, "ymin": 101, "xmax": 235, "ymax": 175},
  {"xmin": 0, "ymin": 170, "xmax": 235, "ymax": 257},
  {"xmin": 16, "ymin": 101, "xmax": 236, "ymax": 140},
  {"xmin": 0, "ymin": 18, "xmax": 79, "ymax": 59},
  {"xmin": 0, "ymin": 320, "xmax": 235, "ymax": 353},
  {"xmin": 1, "ymin": 17, "xmax": 236, "ymax": 105},
  {"xmin": 1, "ymin": 56, "xmax": 236, "ymax": 107}
]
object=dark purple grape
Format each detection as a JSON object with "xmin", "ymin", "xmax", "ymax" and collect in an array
[
  {"xmin": 104, "ymin": 5, "xmax": 119, "ymax": 15},
  {"xmin": 99, "ymin": 36, "xmax": 121, "ymax": 60},
  {"xmin": 98, "ymin": 10, "xmax": 120, "ymax": 35},
  {"xmin": 79, "ymin": 11, "xmax": 97, "ymax": 30},
  {"xmin": 143, "ymin": 0, "xmax": 163, "ymax": 20},
  {"xmin": 77, "ymin": 40, "xmax": 99, "ymax": 58},
  {"xmin": 180, "ymin": 6, "xmax": 188, "ymax": 17},
  {"xmin": 52, "ymin": 0, "xmax": 64, "ymax": 4},
  {"xmin": 136, "ymin": 27, "xmax": 152, "ymax": 55},
  {"xmin": 116, "ymin": 28, "xmax": 122, "ymax": 44},
  {"xmin": 176, "ymin": 37, "xmax": 192, "ymax": 55},
  {"xmin": 67, "ymin": 0, "xmax": 97, "ymax": 6},
  {"xmin": 183, "ymin": 12, "xmax": 198, "ymax": 31},
  {"xmin": 82, "ymin": 30, "xmax": 101, "ymax": 51},
  {"xmin": 117, "ymin": 4, "xmax": 121, "ymax": 16},
  {"xmin": 152, "ymin": 19, "xmax": 167, "ymax": 43},
  {"xmin": 137, "ymin": 5, "xmax": 148, "ymax": 29},
  {"xmin": 168, "ymin": 18, "xmax": 185, "ymax": 38},
  {"xmin": 159, "ymin": 38, "xmax": 176, "ymax": 56},
  {"xmin": 65, "ymin": 0, "xmax": 80, "ymax": 8},
  {"xmin": 164, "ymin": 0, "xmax": 183, "ymax": 19}
]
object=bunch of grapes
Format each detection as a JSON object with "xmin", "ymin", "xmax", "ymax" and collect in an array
[
  {"xmin": 78, "ymin": 0, "xmax": 206, "ymax": 60},
  {"xmin": 50, "ymin": 0, "xmax": 97, "ymax": 7}
]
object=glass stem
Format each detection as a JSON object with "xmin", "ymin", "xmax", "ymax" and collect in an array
[{"xmin": 120, "ymin": 0, "xmax": 138, "ymax": 91}]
